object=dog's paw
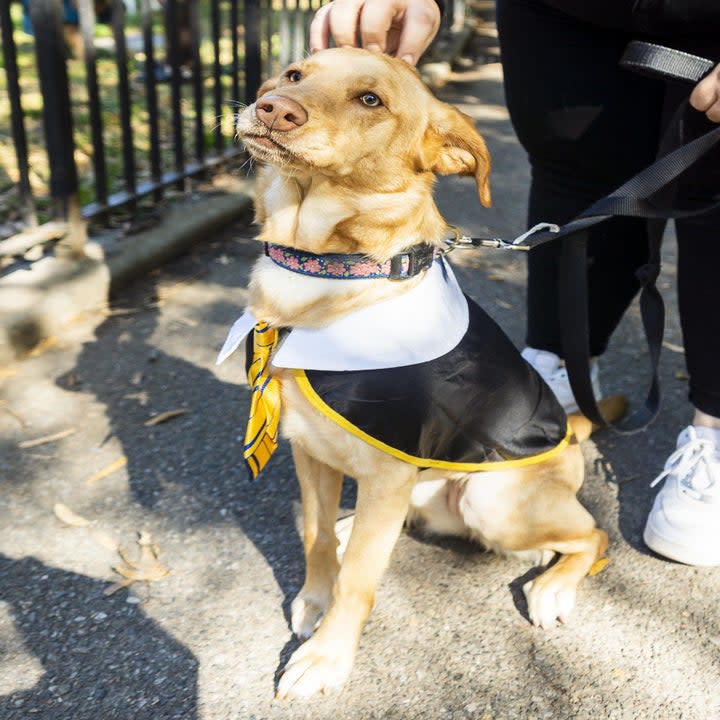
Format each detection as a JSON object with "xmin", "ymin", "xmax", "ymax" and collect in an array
[
  {"xmin": 523, "ymin": 576, "xmax": 577, "ymax": 629},
  {"xmin": 276, "ymin": 634, "xmax": 354, "ymax": 699},
  {"xmin": 291, "ymin": 592, "xmax": 329, "ymax": 640}
]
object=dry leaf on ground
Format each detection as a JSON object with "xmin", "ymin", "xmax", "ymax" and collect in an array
[
  {"xmin": 53, "ymin": 502, "xmax": 92, "ymax": 528},
  {"xmin": 104, "ymin": 530, "xmax": 171, "ymax": 595},
  {"xmin": 144, "ymin": 408, "xmax": 188, "ymax": 427},
  {"xmin": 88, "ymin": 456, "xmax": 128, "ymax": 484},
  {"xmin": 589, "ymin": 556, "xmax": 610, "ymax": 576},
  {"xmin": 19, "ymin": 428, "xmax": 76, "ymax": 449}
]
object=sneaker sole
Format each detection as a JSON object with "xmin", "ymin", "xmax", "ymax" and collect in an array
[{"xmin": 643, "ymin": 523, "xmax": 720, "ymax": 567}]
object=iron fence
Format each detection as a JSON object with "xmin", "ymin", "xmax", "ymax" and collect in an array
[
  {"xmin": 0, "ymin": 0, "xmax": 460, "ymax": 262},
  {"xmin": 0, "ymin": 0, "xmax": 327, "ymax": 259}
]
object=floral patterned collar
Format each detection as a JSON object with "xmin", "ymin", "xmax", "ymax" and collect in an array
[{"xmin": 264, "ymin": 242, "xmax": 439, "ymax": 280}]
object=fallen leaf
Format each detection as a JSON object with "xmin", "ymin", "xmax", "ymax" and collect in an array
[
  {"xmin": 53, "ymin": 503, "xmax": 92, "ymax": 528},
  {"xmin": 675, "ymin": 370, "xmax": 689, "ymax": 381},
  {"xmin": 495, "ymin": 299, "xmax": 513, "ymax": 310},
  {"xmin": 19, "ymin": 427, "xmax": 76, "ymax": 449},
  {"xmin": 144, "ymin": 408, "xmax": 188, "ymax": 426},
  {"xmin": 662, "ymin": 340, "xmax": 684, "ymax": 353},
  {"xmin": 88, "ymin": 456, "xmax": 128, "ymax": 484},
  {"xmin": 589, "ymin": 556, "xmax": 610, "ymax": 576},
  {"xmin": 104, "ymin": 530, "xmax": 170, "ymax": 595},
  {"xmin": 124, "ymin": 391, "xmax": 149, "ymax": 406}
]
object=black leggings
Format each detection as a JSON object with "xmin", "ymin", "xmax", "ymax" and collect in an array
[{"xmin": 496, "ymin": 0, "xmax": 720, "ymax": 416}]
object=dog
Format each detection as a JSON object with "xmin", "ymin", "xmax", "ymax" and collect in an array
[{"xmin": 222, "ymin": 47, "xmax": 626, "ymax": 699}]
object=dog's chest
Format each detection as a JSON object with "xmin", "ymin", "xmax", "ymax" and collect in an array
[{"xmin": 278, "ymin": 372, "xmax": 395, "ymax": 473}]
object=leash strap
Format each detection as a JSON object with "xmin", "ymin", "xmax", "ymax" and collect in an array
[
  {"xmin": 620, "ymin": 41, "xmax": 715, "ymax": 84},
  {"xmin": 523, "ymin": 42, "xmax": 720, "ymax": 432}
]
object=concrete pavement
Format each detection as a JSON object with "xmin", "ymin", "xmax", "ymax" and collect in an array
[{"xmin": 1, "ymin": 27, "xmax": 719, "ymax": 720}]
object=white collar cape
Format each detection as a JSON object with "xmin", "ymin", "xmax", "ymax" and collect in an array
[{"xmin": 216, "ymin": 256, "xmax": 469, "ymax": 371}]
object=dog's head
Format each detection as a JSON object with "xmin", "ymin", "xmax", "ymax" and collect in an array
[{"xmin": 236, "ymin": 48, "xmax": 491, "ymax": 207}]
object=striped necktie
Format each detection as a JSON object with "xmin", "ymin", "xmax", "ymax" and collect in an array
[{"xmin": 244, "ymin": 321, "xmax": 281, "ymax": 479}]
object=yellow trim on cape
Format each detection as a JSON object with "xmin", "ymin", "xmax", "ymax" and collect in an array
[{"xmin": 292, "ymin": 369, "xmax": 571, "ymax": 471}]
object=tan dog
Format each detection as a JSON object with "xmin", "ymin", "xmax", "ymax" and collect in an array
[{"xmin": 232, "ymin": 48, "xmax": 624, "ymax": 699}]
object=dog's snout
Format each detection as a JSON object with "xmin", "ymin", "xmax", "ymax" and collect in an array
[{"xmin": 255, "ymin": 95, "xmax": 308, "ymax": 131}]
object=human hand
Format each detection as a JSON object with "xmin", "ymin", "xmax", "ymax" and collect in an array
[
  {"xmin": 690, "ymin": 64, "xmax": 720, "ymax": 122},
  {"xmin": 309, "ymin": 0, "xmax": 441, "ymax": 66}
]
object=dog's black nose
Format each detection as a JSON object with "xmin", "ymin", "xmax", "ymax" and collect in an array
[{"xmin": 255, "ymin": 95, "xmax": 308, "ymax": 131}]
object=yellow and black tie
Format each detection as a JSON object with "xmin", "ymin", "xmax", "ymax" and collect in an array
[{"xmin": 243, "ymin": 321, "xmax": 281, "ymax": 479}]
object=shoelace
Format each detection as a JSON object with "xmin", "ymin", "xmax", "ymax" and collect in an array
[{"xmin": 650, "ymin": 428, "xmax": 717, "ymax": 499}]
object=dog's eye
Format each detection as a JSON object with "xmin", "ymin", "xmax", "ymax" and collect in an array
[
  {"xmin": 286, "ymin": 70, "xmax": 302, "ymax": 82},
  {"xmin": 360, "ymin": 92, "xmax": 382, "ymax": 108}
]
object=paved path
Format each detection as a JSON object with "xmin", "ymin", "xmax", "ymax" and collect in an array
[{"xmin": 1, "ymin": 31, "xmax": 718, "ymax": 720}]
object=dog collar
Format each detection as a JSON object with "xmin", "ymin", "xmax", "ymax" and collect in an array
[
  {"xmin": 264, "ymin": 242, "xmax": 438, "ymax": 280},
  {"xmin": 217, "ymin": 256, "xmax": 469, "ymax": 370}
]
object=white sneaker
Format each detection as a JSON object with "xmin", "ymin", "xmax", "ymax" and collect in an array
[
  {"xmin": 643, "ymin": 426, "xmax": 720, "ymax": 566},
  {"xmin": 521, "ymin": 347, "xmax": 601, "ymax": 414}
]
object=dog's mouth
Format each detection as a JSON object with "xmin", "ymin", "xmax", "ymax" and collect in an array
[{"xmin": 241, "ymin": 133, "xmax": 301, "ymax": 164}]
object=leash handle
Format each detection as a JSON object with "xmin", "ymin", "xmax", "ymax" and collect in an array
[
  {"xmin": 620, "ymin": 41, "xmax": 715, "ymax": 85},
  {"xmin": 545, "ymin": 43, "xmax": 718, "ymax": 433}
]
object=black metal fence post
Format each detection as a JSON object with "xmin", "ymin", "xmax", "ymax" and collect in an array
[
  {"xmin": 29, "ymin": 0, "xmax": 86, "ymax": 255},
  {"xmin": 244, "ymin": 0, "xmax": 262, "ymax": 102},
  {"xmin": 110, "ymin": 0, "xmax": 138, "ymax": 202},
  {"xmin": 77, "ymin": 0, "xmax": 109, "ymax": 209},
  {"xmin": 0, "ymin": 0, "xmax": 37, "ymax": 229}
]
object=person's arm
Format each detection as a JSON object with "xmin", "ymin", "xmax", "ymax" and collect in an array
[{"xmin": 309, "ymin": 0, "xmax": 442, "ymax": 65}]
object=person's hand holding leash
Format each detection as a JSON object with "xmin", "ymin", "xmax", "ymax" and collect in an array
[
  {"xmin": 691, "ymin": 64, "xmax": 720, "ymax": 122},
  {"xmin": 309, "ymin": 0, "xmax": 441, "ymax": 65}
]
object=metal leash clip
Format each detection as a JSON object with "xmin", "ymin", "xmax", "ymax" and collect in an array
[{"xmin": 443, "ymin": 222, "xmax": 559, "ymax": 253}]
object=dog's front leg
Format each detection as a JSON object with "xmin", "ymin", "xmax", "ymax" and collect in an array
[
  {"xmin": 290, "ymin": 443, "xmax": 343, "ymax": 639},
  {"xmin": 277, "ymin": 463, "xmax": 416, "ymax": 699}
]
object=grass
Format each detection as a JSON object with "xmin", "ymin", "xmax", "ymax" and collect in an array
[{"xmin": 0, "ymin": 1, "xmax": 311, "ymax": 234}]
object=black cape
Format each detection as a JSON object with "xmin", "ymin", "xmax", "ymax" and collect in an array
[{"xmin": 258, "ymin": 295, "xmax": 569, "ymax": 472}]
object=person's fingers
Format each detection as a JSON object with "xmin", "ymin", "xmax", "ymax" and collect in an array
[
  {"xmin": 309, "ymin": 0, "xmax": 441, "ymax": 62},
  {"xmin": 328, "ymin": 0, "xmax": 366, "ymax": 48},
  {"xmin": 393, "ymin": 0, "xmax": 441, "ymax": 65},
  {"xmin": 358, "ymin": 0, "xmax": 403, "ymax": 53},
  {"xmin": 690, "ymin": 65, "xmax": 720, "ymax": 123},
  {"xmin": 309, "ymin": 3, "xmax": 333, "ymax": 52}
]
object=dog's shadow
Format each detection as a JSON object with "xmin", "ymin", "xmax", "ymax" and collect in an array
[
  {"xmin": 47, "ymin": 242, "xmax": 334, "ymax": 698},
  {"xmin": 406, "ymin": 525, "xmax": 546, "ymax": 624},
  {"xmin": 55, "ymin": 240, "xmax": 313, "ymax": 595}
]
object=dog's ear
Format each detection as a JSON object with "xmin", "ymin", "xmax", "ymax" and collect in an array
[
  {"xmin": 256, "ymin": 75, "xmax": 279, "ymax": 99},
  {"xmin": 421, "ymin": 105, "xmax": 492, "ymax": 208}
]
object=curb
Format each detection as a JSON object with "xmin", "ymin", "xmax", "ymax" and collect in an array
[{"xmin": 0, "ymin": 184, "xmax": 254, "ymax": 364}]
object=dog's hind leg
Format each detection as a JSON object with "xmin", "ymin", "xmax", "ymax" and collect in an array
[
  {"xmin": 290, "ymin": 443, "xmax": 343, "ymax": 640},
  {"xmin": 522, "ymin": 526, "xmax": 608, "ymax": 629},
  {"xmin": 457, "ymin": 451, "xmax": 608, "ymax": 629},
  {"xmin": 277, "ymin": 461, "xmax": 417, "ymax": 699}
]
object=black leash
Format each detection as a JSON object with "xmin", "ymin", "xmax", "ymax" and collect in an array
[
  {"xmin": 459, "ymin": 42, "xmax": 720, "ymax": 432},
  {"xmin": 528, "ymin": 42, "xmax": 719, "ymax": 432}
]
